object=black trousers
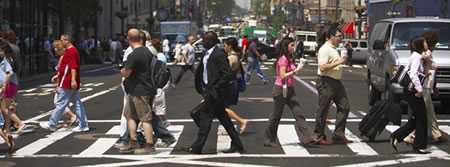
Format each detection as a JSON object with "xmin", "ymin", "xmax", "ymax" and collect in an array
[
  {"xmin": 174, "ymin": 65, "xmax": 195, "ymax": 85},
  {"xmin": 392, "ymin": 91, "xmax": 428, "ymax": 149},
  {"xmin": 190, "ymin": 99, "xmax": 244, "ymax": 153}
]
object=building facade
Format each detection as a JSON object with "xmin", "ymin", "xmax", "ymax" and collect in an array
[{"xmin": 97, "ymin": 0, "xmax": 202, "ymax": 38}]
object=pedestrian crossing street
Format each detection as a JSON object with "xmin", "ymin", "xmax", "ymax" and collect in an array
[{"xmin": 3, "ymin": 119, "xmax": 450, "ymax": 159}]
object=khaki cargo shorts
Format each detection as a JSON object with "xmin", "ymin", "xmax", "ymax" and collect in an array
[{"xmin": 125, "ymin": 96, "xmax": 153, "ymax": 122}]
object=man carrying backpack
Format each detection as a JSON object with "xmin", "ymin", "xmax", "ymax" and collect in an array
[{"xmin": 120, "ymin": 28, "xmax": 156, "ymax": 154}]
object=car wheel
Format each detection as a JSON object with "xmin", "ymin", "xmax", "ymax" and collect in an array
[{"xmin": 368, "ymin": 83, "xmax": 381, "ymax": 106}]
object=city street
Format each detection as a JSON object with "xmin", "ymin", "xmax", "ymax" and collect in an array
[{"xmin": 0, "ymin": 59, "xmax": 449, "ymax": 167}]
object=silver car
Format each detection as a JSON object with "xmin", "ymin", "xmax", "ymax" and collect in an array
[
  {"xmin": 367, "ymin": 17, "xmax": 450, "ymax": 112},
  {"xmin": 343, "ymin": 39, "xmax": 369, "ymax": 64}
]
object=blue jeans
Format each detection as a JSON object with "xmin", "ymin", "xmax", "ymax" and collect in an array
[
  {"xmin": 245, "ymin": 56, "xmax": 267, "ymax": 82},
  {"xmin": 49, "ymin": 88, "xmax": 88, "ymax": 128}
]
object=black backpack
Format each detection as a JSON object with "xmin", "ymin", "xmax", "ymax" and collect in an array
[{"xmin": 149, "ymin": 55, "xmax": 172, "ymax": 89}]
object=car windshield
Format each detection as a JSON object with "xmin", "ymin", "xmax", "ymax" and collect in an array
[
  {"xmin": 222, "ymin": 28, "xmax": 234, "ymax": 36},
  {"xmin": 307, "ymin": 36, "xmax": 316, "ymax": 41},
  {"xmin": 391, "ymin": 22, "xmax": 450, "ymax": 50}
]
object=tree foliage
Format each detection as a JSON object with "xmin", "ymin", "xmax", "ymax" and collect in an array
[{"xmin": 207, "ymin": 0, "xmax": 236, "ymax": 18}]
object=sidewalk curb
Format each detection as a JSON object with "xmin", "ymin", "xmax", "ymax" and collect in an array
[{"xmin": 19, "ymin": 64, "xmax": 112, "ymax": 83}]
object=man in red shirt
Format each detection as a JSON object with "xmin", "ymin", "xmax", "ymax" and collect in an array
[
  {"xmin": 241, "ymin": 35, "xmax": 248, "ymax": 57},
  {"xmin": 40, "ymin": 34, "xmax": 89, "ymax": 132}
]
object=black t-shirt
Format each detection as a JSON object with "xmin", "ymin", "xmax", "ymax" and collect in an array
[{"xmin": 124, "ymin": 46, "xmax": 154, "ymax": 96}]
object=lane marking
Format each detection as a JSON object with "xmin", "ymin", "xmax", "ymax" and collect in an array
[
  {"xmin": 328, "ymin": 125, "xmax": 378, "ymax": 156},
  {"xmin": 57, "ymin": 118, "xmax": 450, "ymax": 123},
  {"xmin": 352, "ymin": 65, "xmax": 363, "ymax": 69},
  {"xmin": 79, "ymin": 138, "xmax": 118, "ymax": 155},
  {"xmin": 6, "ymin": 153, "xmax": 450, "ymax": 159},
  {"xmin": 216, "ymin": 125, "xmax": 232, "ymax": 154},
  {"xmin": 105, "ymin": 125, "xmax": 121, "ymax": 135},
  {"xmin": 79, "ymin": 126, "xmax": 121, "ymax": 155},
  {"xmin": 333, "ymin": 157, "xmax": 431, "ymax": 167},
  {"xmin": 14, "ymin": 128, "xmax": 72, "ymax": 156},
  {"xmin": 155, "ymin": 125, "xmax": 184, "ymax": 156},
  {"xmin": 278, "ymin": 125, "xmax": 310, "ymax": 155},
  {"xmin": 439, "ymin": 125, "xmax": 450, "ymax": 136},
  {"xmin": 24, "ymin": 85, "xmax": 121, "ymax": 124}
]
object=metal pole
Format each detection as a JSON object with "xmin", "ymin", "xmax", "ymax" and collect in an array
[
  {"xmin": 358, "ymin": 0, "xmax": 362, "ymax": 39},
  {"xmin": 121, "ymin": 0, "xmax": 124, "ymax": 35},
  {"xmin": 318, "ymin": 0, "xmax": 321, "ymax": 25},
  {"xmin": 135, "ymin": 0, "xmax": 138, "ymax": 27},
  {"xmin": 335, "ymin": 0, "xmax": 339, "ymax": 22},
  {"xmin": 110, "ymin": 0, "xmax": 113, "ymax": 39}
]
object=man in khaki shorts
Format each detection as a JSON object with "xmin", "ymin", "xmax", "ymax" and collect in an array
[{"xmin": 120, "ymin": 28, "xmax": 156, "ymax": 154}]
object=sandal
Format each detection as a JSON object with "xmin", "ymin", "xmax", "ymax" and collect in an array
[{"xmin": 13, "ymin": 124, "xmax": 26, "ymax": 134}]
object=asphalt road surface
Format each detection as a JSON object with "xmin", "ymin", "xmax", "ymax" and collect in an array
[{"xmin": 0, "ymin": 59, "xmax": 449, "ymax": 167}]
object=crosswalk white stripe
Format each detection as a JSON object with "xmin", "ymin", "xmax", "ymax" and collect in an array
[
  {"xmin": 79, "ymin": 138, "xmax": 118, "ymax": 155},
  {"xmin": 216, "ymin": 125, "xmax": 230, "ymax": 154},
  {"xmin": 105, "ymin": 125, "xmax": 121, "ymax": 135},
  {"xmin": 438, "ymin": 125, "xmax": 450, "ymax": 136},
  {"xmin": 74, "ymin": 118, "xmax": 450, "ymax": 123},
  {"xmin": 327, "ymin": 125, "xmax": 378, "ymax": 155},
  {"xmin": 154, "ymin": 125, "xmax": 184, "ymax": 156},
  {"xmin": 385, "ymin": 125, "xmax": 449, "ymax": 156},
  {"xmin": 278, "ymin": 125, "xmax": 310, "ymax": 155},
  {"xmin": 14, "ymin": 128, "xmax": 72, "ymax": 156},
  {"xmin": 333, "ymin": 157, "xmax": 431, "ymax": 167},
  {"xmin": 78, "ymin": 126, "xmax": 121, "ymax": 155}
]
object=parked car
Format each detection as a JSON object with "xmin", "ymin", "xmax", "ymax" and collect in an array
[
  {"xmin": 342, "ymin": 39, "xmax": 369, "ymax": 64},
  {"xmin": 366, "ymin": 17, "xmax": 450, "ymax": 113},
  {"xmin": 294, "ymin": 31, "xmax": 318, "ymax": 55}
]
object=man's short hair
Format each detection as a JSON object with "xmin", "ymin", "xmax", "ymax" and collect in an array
[
  {"xmin": 61, "ymin": 34, "xmax": 73, "ymax": 43},
  {"xmin": 326, "ymin": 27, "xmax": 342, "ymax": 39},
  {"xmin": 127, "ymin": 28, "xmax": 141, "ymax": 42}
]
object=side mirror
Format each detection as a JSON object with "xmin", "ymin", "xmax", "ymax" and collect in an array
[{"xmin": 373, "ymin": 40, "xmax": 386, "ymax": 50}]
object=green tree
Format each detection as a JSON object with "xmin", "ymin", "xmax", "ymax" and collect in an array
[
  {"xmin": 270, "ymin": 9, "xmax": 286, "ymax": 33},
  {"xmin": 208, "ymin": 0, "xmax": 236, "ymax": 19},
  {"xmin": 251, "ymin": 0, "xmax": 271, "ymax": 18}
]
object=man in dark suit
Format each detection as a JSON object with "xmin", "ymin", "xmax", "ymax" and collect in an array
[{"xmin": 188, "ymin": 31, "xmax": 244, "ymax": 154}]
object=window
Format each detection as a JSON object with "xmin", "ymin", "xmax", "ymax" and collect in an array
[
  {"xmin": 391, "ymin": 22, "xmax": 450, "ymax": 50},
  {"xmin": 360, "ymin": 41, "xmax": 368, "ymax": 48},
  {"xmin": 350, "ymin": 42, "xmax": 358, "ymax": 48},
  {"xmin": 307, "ymin": 36, "xmax": 316, "ymax": 42}
]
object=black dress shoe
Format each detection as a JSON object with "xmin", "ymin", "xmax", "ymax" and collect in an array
[
  {"xmin": 222, "ymin": 147, "xmax": 245, "ymax": 154},
  {"xmin": 413, "ymin": 148, "xmax": 431, "ymax": 154},
  {"xmin": 390, "ymin": 137, "xmax": 399, "ymax": 153}
]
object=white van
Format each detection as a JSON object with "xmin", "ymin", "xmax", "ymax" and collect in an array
[{"xmin": 294, "ymin": 31, "xmax": 318, "ymax": 55}]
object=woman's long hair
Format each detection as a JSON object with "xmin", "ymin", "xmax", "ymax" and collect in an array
[
  {"xmin": 274, "ymin": 37, "xmax": 295, "ymax": 69},
  {"xmin": 410, "ymin": 37, "xmax": 427, "ymax": 54},
  {"xmin": 224, "ymin": 37, "xmax": 241, "ymax": 57}
]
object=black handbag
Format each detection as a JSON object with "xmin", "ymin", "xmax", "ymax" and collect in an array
[{"xmin": 391, "ymin": 65, "xmax": 426, "ymax": 93}]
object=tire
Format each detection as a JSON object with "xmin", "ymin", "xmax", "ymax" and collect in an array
[{"xmin": 368, "ymin": 83, "xmax": 381, "ymax": 106}]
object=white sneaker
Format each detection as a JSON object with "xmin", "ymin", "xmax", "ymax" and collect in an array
[
  {"xmin": 39, "ymin": 122, "xmax": 57, "ymax": 132},
  {"xmin": 72, "ymin": 126, "xmax": 90, "ymax": 132}
]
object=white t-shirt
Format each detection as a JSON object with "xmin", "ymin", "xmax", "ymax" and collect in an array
[{"xmin": 317, "ymin": 42, "xmax": 343, "ymax": 80}]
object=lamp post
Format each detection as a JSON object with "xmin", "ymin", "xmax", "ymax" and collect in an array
[{"xmin": 116, "ymin": 9, "xmax": 128, "ymax": 35}]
